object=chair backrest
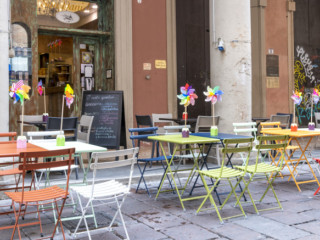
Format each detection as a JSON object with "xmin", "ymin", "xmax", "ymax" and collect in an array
[
  {"xmin": 164, "ymin": 125, "xmax": 191, "ymax": 134},
  {"xmin": 152, "ymin": 113, "xmax": 173, "ymax": 134},
  {"xmin": 164, "ymin": 125, "xmax": 191, "ymax": 155},
  {"xmin": 19, "ymin": 148, "xmax": 75, "ymax": 202},
  {"xmin": 129, "ymin": 127, "xmax": 158, "ymax": 157},
  {"xmin": 218, "ymin": 138, "xmax": 254, "ymax": 177},
  {"xmin": 277, "ymin": 113, "xmax": 293, "ymax": 126},
  {"xmin": 270, "ymin": 115, "xmax": 290, "ymax": 129},
  {"xmin": 0, "ymin": 132, "xmax": 17, "ymax": 143},
  {"xmin": 136, "ymin": 115, "xmax": 153, "ymax": 128},
  {"xmin": 20, "ymin": 115, "xmax": 43, "ymax": 123},
  {"xmin": 27, "ymin": 131, "xmax": 64, "ymax": 141},
  {"xmin": 255, "ymin": 135, "xmax": 289, "ymax": 171},
  {"xmin": 315, "ymin": 112, "xmax": 320, "ymax": 128},
  {"xmin": 195, "ymin": 116, "xmax": 220, "ymax": 133},
  {"xmin": 77, "ymin": 115, "xmax": 94, "ymax": 143},
  {"xmin": 260, "ymin": 122, "xmax": 281, "ymax": 130},
  {"xmin": 233, "ymin": 122, "xmax": 258, "ymax": 144},
  {"xmin": 46, "ymin": 117, "xmax": 78, "ymax": 141},
  {"xmin": 90, "ymin": 147, "xmax": 138, "ymax": 193}
]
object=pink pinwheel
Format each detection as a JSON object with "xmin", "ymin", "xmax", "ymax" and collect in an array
[
  {"xmin": 203, "ymin": 86, "xmax": 223, "ymax": 104},
  {"xmin": 9, "ymin": 80, "xmax": 30, "ymax": 105},
  {"xmin": 177, "ymin": 83, "xmax": 198, "ymax": 107},
  {"xmin": 313, "ymin": 88, "xmax": 320, "ymax": 104},
  {"xmin": 37, "ymin": 80, "xmax": 43, "ymax": 96},
  {"xmin": 291, "ymin": 90, "xmax": 302, "ymax": 105}
]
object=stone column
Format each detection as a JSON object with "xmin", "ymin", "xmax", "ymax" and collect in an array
[
  {"xmin": 114, "ymin": 1, "xmax": 133, "ymax": 147},
  {"xmin": 0, "ymin": 0, "xmax": 9, "ymax": 133},
  {"xmin": 210, "ymin": 0, "xmax": 252, "ymax": 132}
]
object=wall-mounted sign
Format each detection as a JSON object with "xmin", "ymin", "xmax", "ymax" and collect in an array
[
  {"xmin": 266, "ymin": 54, "xmax": 279, "ymax": 77},
  {"xmin": 143, "ymin": 63, "xmax": 152, "ymax": 70},
  {"xmin": 266, "ymin": 77, "xmax": 280, "ymax": 88},
  {"xmin": 155, "ymin": 60, "xmax": 167, "ymax": 69}
]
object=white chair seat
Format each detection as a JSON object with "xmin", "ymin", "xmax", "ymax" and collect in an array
[
  {"xmin": 71, "ymin": 180, "xmax": 129, "ymax": 199},
  {"xmin": 36, "ymin": 165, "xmax": 79, "ymax": 172}
]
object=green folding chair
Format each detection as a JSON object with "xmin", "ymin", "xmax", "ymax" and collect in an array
[
  {"xmin": 235, "ymin": 135, "xmax": 289, "ymax": 214},
  {"xmin": 196, "ymin": 137, "xmax": 254, "ymax": 224}
]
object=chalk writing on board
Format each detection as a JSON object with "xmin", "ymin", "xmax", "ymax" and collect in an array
[{"xmin": 81, "ymin": 91, "xmax": 124, "ymax": 148}]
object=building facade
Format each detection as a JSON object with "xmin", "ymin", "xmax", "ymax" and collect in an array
[{"xmin": 1, "ymin": 0, "xmax": 315, "ymax": 145}]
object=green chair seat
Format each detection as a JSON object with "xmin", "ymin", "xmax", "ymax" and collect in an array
[
  {"xmin": 199, "ymin": 167, "xmax": 244, "ymax": 179},
  {"xmin": 235, "ymin": 163, "xmax": 281, "ymax": 174}
]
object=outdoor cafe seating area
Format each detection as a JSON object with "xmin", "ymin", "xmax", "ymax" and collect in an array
[{"xmin": 2, "ymin": 110, "xmax": 320, "ymax": 240}]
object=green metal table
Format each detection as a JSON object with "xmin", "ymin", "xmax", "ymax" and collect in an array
[{"xmin": 148, "ymin": 134, "xmax": 220, "ymax": 210}]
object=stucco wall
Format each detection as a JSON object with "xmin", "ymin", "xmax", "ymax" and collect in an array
[
  {"xmin": 132, "ymin": 0, "xmax": 168, "ymax": 122},
  {"xmin": 265, "ymin": 0, "xmax": 289, "ymax": 116},
  {"xmin": 211, "ymin": 0, "xmax": 252, "ymax": 132}
]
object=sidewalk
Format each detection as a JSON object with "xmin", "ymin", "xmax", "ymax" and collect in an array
[
  {"xmin": 3, "ymin": 170, "xmax": 320, "ymax": 240},
  {"xmin": 2, "ymin": 143, "xmax": 320, "ymax": 239}
]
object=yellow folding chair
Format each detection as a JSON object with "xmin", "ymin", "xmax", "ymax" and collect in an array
[
  {"xmin": 260, "ymin": 122, "xmax": 299, "ymax": 178},
  {"xmin": 196, "ymin": 137, "xmax": 254, "ymax": 224},
  {"xmin": 235, "ymin": 135, "xmax": 289, "ymax": 214}
]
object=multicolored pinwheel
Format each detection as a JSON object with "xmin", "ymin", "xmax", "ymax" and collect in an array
[
  {"xmin": 64, "ymin": 84, "xmax": 74, "ymax": 109},
  {"xmin": 291, "ymin": 90, "xmax": 302, "ymax": 105},
  {"xmin": 9, "ymin": 80, "xmax": 30, "ymax": 105},
  {"xmin": 37, "ymin": 80, "xmax": 43, "ymax": 96},
  {"xmin": 203, "ymin": 86, "xmax": 223, "ymax": 104},
  {"xmin": 177, "ymin": 83, "xmax": 198, "ymax": 107},
  {"xmin": 313, "ymin": 88, "xmax": 320, "ymax": 104}
]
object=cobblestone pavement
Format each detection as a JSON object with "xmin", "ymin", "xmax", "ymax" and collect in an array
[{"xmin": 2, "ymin": 171, "xmax": 320, "ymax": 240}]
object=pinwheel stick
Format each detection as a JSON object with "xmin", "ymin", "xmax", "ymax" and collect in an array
[
  {"xmin": 293, "ymin": 102, "xmax": 296, "ymax": 124},
  {"xmin": 60, "ymin": 95, "xmax": 64, "ymax": 134},
  {"xmin": 212, "ymin": 104, "xmax": 215, "ymax": 126},
  {"xmin": 311, "ymin": 98, "xmax": 313, "ymax": 123},
  {"xmin": 21, "ymin": 104, "xmax": 24, "ymax": 136},
  {"xmin": 44, "ymin": 87, "xmax": 46, "ymax": 113},
  {"xmin": 184, "ymin": 106, "xmax": 187, "ymax": 126}
]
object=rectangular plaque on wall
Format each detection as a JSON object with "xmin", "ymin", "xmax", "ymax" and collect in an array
[{"xmin": 266, "ymin": 54, "xmax": 279, "ymax": 77}]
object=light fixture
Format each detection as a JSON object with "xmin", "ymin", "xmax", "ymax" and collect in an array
[
  {"xmin": 137, "ymin": 0, "xmax": 142, "ymax": 3},
  {"xmin": 37, "ymin": 0, "xmax": 70, "ymax": 17},
  {"xmin": 84, "ymin": 9, "xmax": 90, "ymax": 13},
  {"xmin": 37, "ymin": 0, "xmax": 90, "ymax": 17},
  {"xmin": 92, "ymin": 4, "xmax": 98, "ymax": 9}
]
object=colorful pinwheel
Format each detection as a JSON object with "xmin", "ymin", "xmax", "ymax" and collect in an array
[
  {"xmin": 64, "ymin": 84, "xmax": 74, "ymax": 109},
  {"xmin": 177, "ymin": 83, "xmax": 198, "ymax": 107},
  {"xmin": 313, "ymin": 88, "xmax": 320, "ymax": 104},
  {"xmin": 291, "ymin": 90, "xmax": 302, "ymax": 105},
  {"xmin": 9, "ymin": 80, "xmax": 30, "ymax": 105},
  {"xmin": 203, "ymin": 86, "xmax": 223, "ymax": 104},
  {"xmin": 37, "ymin": 80, "xmax": 43, "ymax": 96}
]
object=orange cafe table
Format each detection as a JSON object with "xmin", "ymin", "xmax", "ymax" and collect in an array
[{"xmin": 261, "ymin": 128, "xmax": 320, "ymax": 191}]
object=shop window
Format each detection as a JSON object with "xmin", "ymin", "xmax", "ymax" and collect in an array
[
  {"xmin": 9, "ymin": 23, "xmax": 32, "ymax": 91},
  {"xmin": 37, "ymin": 0, "xmax": 98, "ymax": 30}
]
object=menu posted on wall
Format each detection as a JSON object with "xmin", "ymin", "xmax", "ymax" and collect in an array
[{"xmin": 81, "ymin": 91, "xmax": 126, "ymax": 149}]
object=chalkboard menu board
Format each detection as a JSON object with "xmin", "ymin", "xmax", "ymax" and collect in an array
[{"xmin": 81, "ymin": 91, "xmax": 126, "ymax": 149}]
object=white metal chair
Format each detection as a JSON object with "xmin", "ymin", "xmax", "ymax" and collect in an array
[
  {"xmin": 233, "ymin": 122, "xmax": 269, "ymax": 165},
  {"xmin": 19, "ymin": 115, "xmax": 43, "ymax": 133},
  {"xmin": 71, "ymin": 147, "xmax": 138, "ymax": 240},
  {"xmin": 315, "ymin": 112, "xmax": 320, "ymax": 128},
  {"xmin": 77, "ymin": 115, "xmax": 94, "ymax": 143},
  {"xmin": 152, "ymin": 113, "xmax": 173, "ymax": 134}
]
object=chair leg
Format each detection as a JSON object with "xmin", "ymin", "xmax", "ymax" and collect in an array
[
  {"xmin": 36, "ymin": 203, "xmax": 44, "ymax": 237},
  {"xmin": 136, "ymin": 162, "xmax": 151, "ymax": 197},
  {"xmin": 73, "ymin": 193, "xmax": 92, "ymax": 240},
  {"xmin": 51, "ymin": 199, "xmax": 67, "ymax": 240},
  {"xmin": 11, "ymin": 203, "xmax": 22, "ymax": 240},
  {"xmin": 113, "ymin": 196, "xmax": 130, "ymax": 240}
]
